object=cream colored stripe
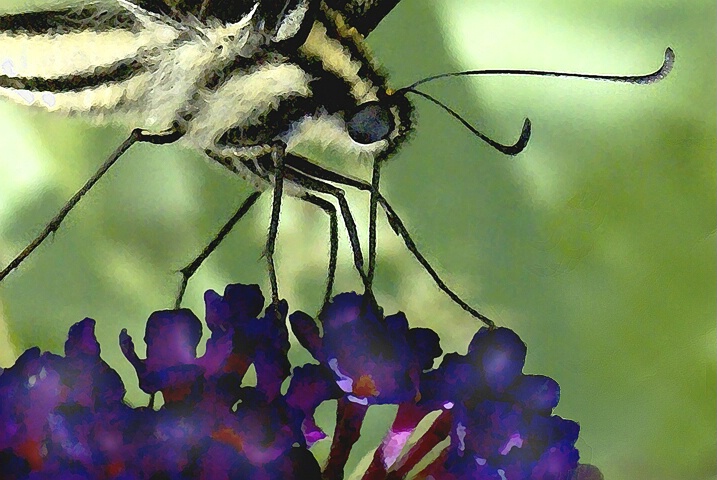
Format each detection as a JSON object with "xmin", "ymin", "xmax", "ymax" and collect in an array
[
  {"xmin": 299, "ymin": 21, "xmax": 377, "ymax": 103},
  {"xmin": 186, "ymin": 63, "xmax": 313, "ymax": 149},
  {"xmin": 0, "ymin": 24, "xmax": 179, "ymax": 79},
  {"xmin": 0, "ymin": 71, "xmax": 153, "ymax": 122}
]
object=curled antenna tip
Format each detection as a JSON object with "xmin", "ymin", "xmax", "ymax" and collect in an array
[
  {"xmin": 638, "ymin": 47, "xmax": 675, "ymax": 84},
  {"xmin": 661, "ymin": 47, "xmax": 675, "ymax": 77},
  {"xmin": 665, "ymin": 46, "xmax": 675, "ymax": 61},
  {"xmin": 502, "ymin": 118, "xmax": 531, "ymax": 156},
  {"xmin": 405, "ymin": 87, "xmax": 533, "ymax": 156}
]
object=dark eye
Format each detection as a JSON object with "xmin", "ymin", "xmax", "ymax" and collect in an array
[{"xmin": 346, "ymin": 102, "xmax": 394, "ymax": 144}]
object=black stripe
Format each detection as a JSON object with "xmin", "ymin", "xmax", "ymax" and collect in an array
[
  {"xmin": 201, "ymin": 47, "xmax": 356, "ymax": 103},
  {"xmin": 135, "ymin": 0, "xmax": 256, "ymax": 23},
  {"xmin": 0, "ymin": 5, "xmax": 140, "ymax": 36},
  {"xmin": 293, "ymin": 51, "xmax": 357, "ymax": 112},
  {"xmin": 180, "ymin": 8, "xmax": 362, "ymax": 123},
  {"xmin": 215, "ymin": 54, "xmax": 356, "ymax": 148},
  {"xmin": 176, "ymin": 51, "xmax": 281, "ymax": 124},
  {"xmin": 313, "ymin": 7, "xmax": 389, "ymax": 100},
  {"xmin": 218, "ymin": 94, "xmax": 316, "ymax": 147},
  {"xmin": 0, "ymin": 57, "xmax": 144, "ymax": 93},
  {"xmin": 202, "ymin": 51, "xmax": 278, "ymax": 93}
]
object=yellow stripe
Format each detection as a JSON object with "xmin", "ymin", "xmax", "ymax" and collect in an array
[{"xmin": 299, "ymin": 21, "xmax": 378, "ymax": 103}]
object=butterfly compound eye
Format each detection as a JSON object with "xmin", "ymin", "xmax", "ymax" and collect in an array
[{"xmin": 346, "ymin": 102, "xmax": 394, "ymax": 144}]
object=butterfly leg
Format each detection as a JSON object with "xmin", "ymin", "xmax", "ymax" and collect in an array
[
  {"xmin": 205, "ymin": 144, "xmax": 302, "ymax": 315},
  {"xmin": 266, "ymin": 145, "xmax": 286, "ymax": 314},
  {"xmin": 367, "ymin": 159, "xmax": 382, "ymax": 290},
  {"xmin": 283, "ymin": 157, "xmax": 496, "ymax": 328},
  {"xmin": 283, "ymin": 166, "xmax": 374, "ymax": 302},
  {"xmin": 300, "ymin": 193, "xmax": 339, "ymax": 309},
  {"xmin": 206, "ymin": 146, "xmax": 366, "ymax": 311},
  {"xmin": 375, "ymin": 193, "xmax": 495, "ymax": 328},
  {"xmin": 174, "ymin": 191, "xmax": 263, "ymax": 308},
  {"xmin": 0, "ymin": 124, "xmax": 184, "ymax": 284}
]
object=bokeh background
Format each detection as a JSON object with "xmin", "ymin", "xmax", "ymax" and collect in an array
[{"xmin": 1, "ymin": 0, "xmax": 714, "ymax": 478}]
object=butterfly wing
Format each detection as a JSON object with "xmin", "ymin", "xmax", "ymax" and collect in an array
[
  {"xmin": 0, "ymin": 1, "xmax": 191, "ymax": 126},
  {"xmin": 135, "ymin": 0, "xmax": 316, "ymax": 43},
  {"xmin": 134, "ymin": 0, "xmax": 256, "ymax": 23},
  {"xmin": 323, "ymin": 0, "xmax": 400, "ymax": 35},
  {"xmin": 0, "ymin": 0, "xmax": 324, "ymax": 130}
]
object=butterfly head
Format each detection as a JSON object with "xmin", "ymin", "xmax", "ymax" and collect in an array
[{"xmin": 281, "ymin": 9, "xmax": 414, "ymax": 166}]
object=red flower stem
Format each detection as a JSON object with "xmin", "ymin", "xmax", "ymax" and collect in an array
[
  {"xmin": 323, "ymin": 397, "xmax": 368, "ymax": 480},
  {"xmin": 362, "ymin": 403, "xmax": 428, "ymax": 479},
  {"xmin": 386, "ymin": 409, "xmax": 453, "ymax": 479}
]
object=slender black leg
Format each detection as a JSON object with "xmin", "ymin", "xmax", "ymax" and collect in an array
[
  {"xmin": 301, "ymin": 193, "xmax": 338, "ymax": 308},
  {"xmin": 174, "ymin": 191, "xmax": 262, "ymax": 308},
  {"xmin": 282, "ymin": 170, "xmax": 372, "ymax": 300},
  {"xmin": 375, "ymin": 195, "xmax": 495, "ymax": 328},
  {"xmin": 205, "ymin": 147, "xmax": 341, "ymax": 311},
  {"xmin": 331, "ymin": 188, "xmax": 368, "ymax": 291},
  {"xmin": 283, "ymin": 157, "xmax": 496, "ymax": 328},
  {"xmin": 266, "ymin": 146, "xmax": 285, "ymax": 314},
  {"xmin": 367, "ymin": 160, "xmax": 382, "ymax": 289},
  {"xmin": 0, "ymin": 125, "xmax": 184, "ymax": 283},
  {"xmin": 286, "ymin": 174, "xmax": 369, "ymax": 293}
]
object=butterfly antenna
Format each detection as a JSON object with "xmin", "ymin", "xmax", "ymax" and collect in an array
[
  {"xmin": 403, "ymin": 88, "xmax": 531, "ymax": 155},
  {"xmin": 404, "ymin": 47, "xmax": 675, "ymax": 90},
  {"xmin": 398, "ymin": 48, "xmax": 673, "ymax": 156}
]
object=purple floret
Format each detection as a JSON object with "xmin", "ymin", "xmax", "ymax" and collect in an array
[{"xmin": 0, "ymin": 283, "xmax": 598, "ymax": 480}]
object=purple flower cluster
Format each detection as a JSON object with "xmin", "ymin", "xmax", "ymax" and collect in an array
[{"xmin": 0, "ymin": 284, "xmax": 601, "ymax": 479}]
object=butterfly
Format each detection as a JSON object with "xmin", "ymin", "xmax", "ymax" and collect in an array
[{"xmin": 0, "ymin": 0, "xmax": 672, "ymax": 324}]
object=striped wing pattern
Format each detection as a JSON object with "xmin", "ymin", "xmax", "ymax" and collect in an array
[
  {"xmin": 0, "ymin": 0, "xmax": 403, "ymax": 186},
  {"xmin": 0, "ymin": 1, "xmax": 256, "ymax": 130}
]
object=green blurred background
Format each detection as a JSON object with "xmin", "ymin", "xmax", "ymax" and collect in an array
[{"xmin": 1, "ymin": 0, "xmax": 714, "ymax": 478}]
